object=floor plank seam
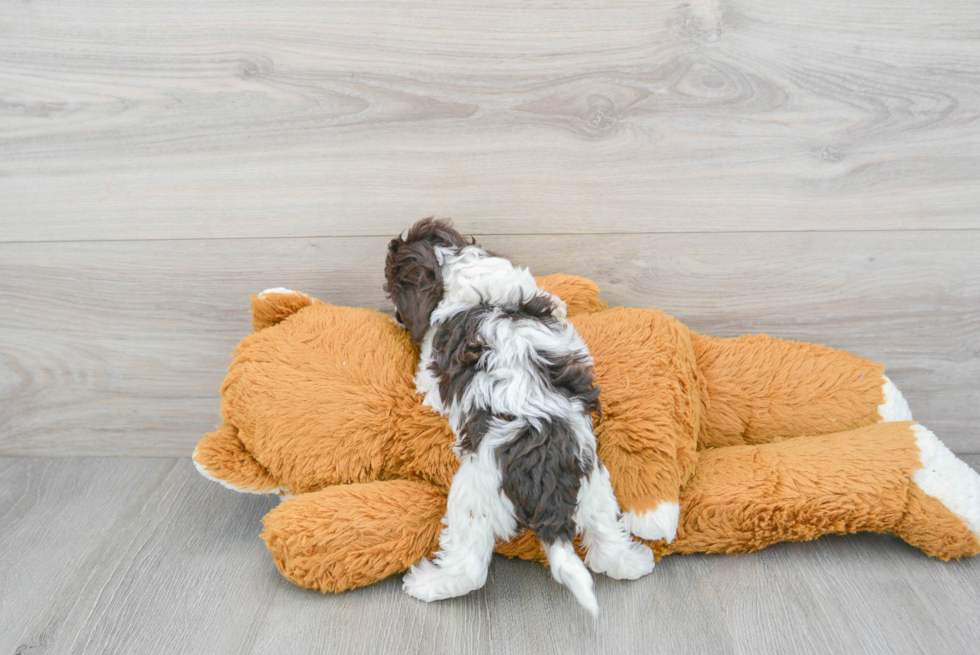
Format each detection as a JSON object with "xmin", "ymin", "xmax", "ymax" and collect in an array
[{"xmin": 3, "ymin": 226, "xmax": 980, "ymax": 246}]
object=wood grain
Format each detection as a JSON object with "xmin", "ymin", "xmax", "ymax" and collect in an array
[
  {"xmin": 2, "ymin": 456, "xmax": 978, "ymax": 653},
  {"xmin": 250, "ymin": 574, "xmax": 494, "ymax": 655},
  {"xmin": 0, "ymin": 458, "xmax": 165, "ymax": 654},
  {"xmin": 1, "ymin": 230, "xmax": 977, "ymax": 456},
  {"xmin": 2, "ymin": 1, "xmax": 979, "ymax": 241},
  {"xmin": 483, "ymin": 553, "xmax": 736, "ymax": 654},
  {"xmin": 707, "ymin": 530, "xmax": 980, "ymax": 655},
  {"xmin": 0, "ymin": 457, "xmax": 281, "ymax": 655}
]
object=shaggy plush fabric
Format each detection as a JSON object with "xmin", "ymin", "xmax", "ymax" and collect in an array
[{"xmin": 194, "ymin": 274, "xmax": 980, "ymax": 593}]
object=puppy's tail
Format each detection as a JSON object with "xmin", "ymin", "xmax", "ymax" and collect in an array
[{"xmin": 545, "ymin": 540, "xmax": 598, "ymax": 617}]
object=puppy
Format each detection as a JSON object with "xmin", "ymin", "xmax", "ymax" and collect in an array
[{"xmin": 384, "ymin": 218, "xmax": 654, "ymax": 615}]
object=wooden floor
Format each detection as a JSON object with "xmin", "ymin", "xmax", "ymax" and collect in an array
[
  {"xmin": 2, "ymin": 1, "xmax": 980, "ymax": 653},
  {"xmin": 2, "ymin": 456, "xmax": 979, "ymax": 655}
]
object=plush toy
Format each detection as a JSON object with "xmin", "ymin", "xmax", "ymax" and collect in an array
[{"xmin": 193, "ymin": 275, "xmax": 980, "ymax": 594}]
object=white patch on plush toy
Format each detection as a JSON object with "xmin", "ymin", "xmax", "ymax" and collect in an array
[
  {"xmin": 192, "ymin": 448, "xmax": 288, "ymax": 496},
  {"xmin": 911, "ymin": 424, "xmax": 980, "ymax": 538},
  {"xmin": 878, "ymin": 375, "xmax": 913, "ymax": 422},
  {"xmin": 258, "ymin": 287, "xmax": 299, "ymax": 298},
  {"xmin": 623, "ymin": 501, "xmax": 680, "ymax": 543}
]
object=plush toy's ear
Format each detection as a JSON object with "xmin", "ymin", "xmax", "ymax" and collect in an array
[
  {"xmin": 250, "ymin": 288, "xmax": 317, "ymax": 332},
  {"xmin": 534, "ymin": 274, "xmax": 608, "ymax": 317}
]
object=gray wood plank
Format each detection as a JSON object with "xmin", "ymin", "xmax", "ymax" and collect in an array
[
  {"xmin": 0, "ymin": 457, "xmax": 281, "ymax": 655},
  {"xmin": 484, "ymin": 554, "xmax": 736, "ymax": 655},
  {"xmin": 250, "ymin": 572, "xmax": 493, "ymax": 655},
  {"xmin": 0, "ymin": 458, "xmax": 165, "ymax": 653},
  {"xmin": 249, "ymin": 552, "xmax": 735, "ymax": 655},
  {"xmin": 2, "ymin": 456, "xmax": 979, "ymax": 653},
  {"xmin": 703, "ymin": 458, "xmax": 980, "ymax": 655},
  {"xmin": 707, "ymin": 533, "xmax": 980, "ymax": 655},
  {"xmin": 2, "ymin": 231, "xmax": 977, "ymax": 456},
  {"xmin": 2, "ymin": 1, "xmax": 979, "ymax": 241},
  {"xmin": 251, "ymin": 456, "xmax": 980, "ymax": 655}
]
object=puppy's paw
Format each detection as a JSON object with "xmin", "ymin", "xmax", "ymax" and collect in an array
[
  {"xmin": 623, "ymin": 501, "xmax": 680, "ymax": 543},
  {"xmin": 402, "ymin": 558, "xmax": 484, "ymax": 602},
  {"xmin": 599, "ymin": 541, "xmax": 656, "ymax": 581},
  {"xmin": 402, "ymin": 559, "xmax": 446, "ymax": 602}
]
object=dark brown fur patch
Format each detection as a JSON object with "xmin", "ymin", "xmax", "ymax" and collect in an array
[
  {"xmin": 458, "ymin": 407, "xmax": 493, "ymax": 453},
  {"xmin": 542, "ymin": 354, "xmax": 602, "ymax": 417},
  {"xmin": 428, "ymin": 306, "xmax": 488, "ymax": 407},
  {"xmin": 497, "ymin": 417, "xmax": 588, "ymax": 545},
  {"xmin": 506, "ymin": 293, "xmax": 556, "ymax": 320}
]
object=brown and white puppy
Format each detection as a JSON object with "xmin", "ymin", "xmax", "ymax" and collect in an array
[{"xmin": 384, "ymin": 218, "xmax": 654, "ymax": 615}]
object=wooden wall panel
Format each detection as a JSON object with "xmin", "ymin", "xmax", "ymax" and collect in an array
[{"xmin": 2, "ymin": 0, "xmax": 979, "ymax": 241}]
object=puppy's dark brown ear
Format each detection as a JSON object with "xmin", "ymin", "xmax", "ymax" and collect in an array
[
  {"xmin": 384, "ymin": 237, "xmax": 444, "ymax": 347},
  {"xmin": 384, "ymin": 217, "xmax": 476, "ymax": 346}
]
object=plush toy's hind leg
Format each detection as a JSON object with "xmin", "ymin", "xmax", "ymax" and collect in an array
[
  {"xmin": 261, "ymin": 480, "xmax": 447, "ymax": 592},
  {"xmin": 692, "ymin": 333, "xmax": 889, "ymax": 448},
  {"xmin": 664, "ymin": 422, "xmax": 980, "ymax": 561}
]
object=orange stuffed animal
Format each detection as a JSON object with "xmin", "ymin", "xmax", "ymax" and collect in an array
[{"xmin": 193, "ymin": 275, "xmax": 980, "ymax": 593}]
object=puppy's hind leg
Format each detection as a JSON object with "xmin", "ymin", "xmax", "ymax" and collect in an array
[
  {"xmin": 402, "ymin": 454, "xmax": 516, "ymax": 602},
  {"xmin": 576, "ymin": 462, "xmax": 656, "ymax": 581}
]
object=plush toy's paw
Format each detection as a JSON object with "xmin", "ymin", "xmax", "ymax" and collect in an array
[
  {"xmin": 193, "ymin": 425, "xmax": 283, "ymax": 495},
  {"xmin": 623, "ymin": 501, "xmax": 680, "ymax": 543},
  {"xmin": 402, "ymin": 558, "xmax": 485, "ymax": 602},
  {"xmin": 591, "ymin": 540, "xmax": 655, "ymax": 581}
]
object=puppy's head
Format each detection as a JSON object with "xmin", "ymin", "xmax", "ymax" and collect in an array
[{"xmin": 384, "ymin": 218, "xmax": 473, "ymax": 346}]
